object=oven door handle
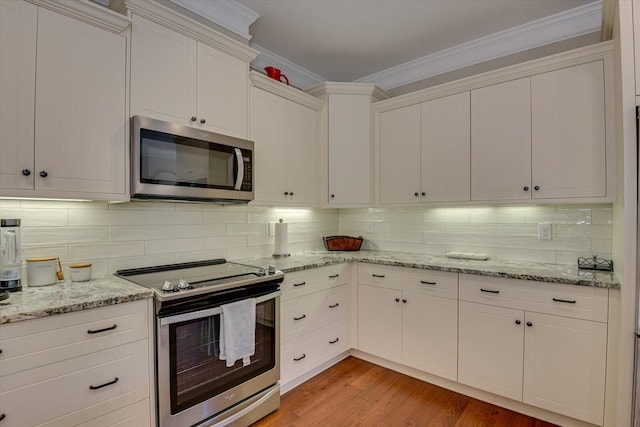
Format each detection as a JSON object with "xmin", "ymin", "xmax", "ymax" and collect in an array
[
  {"xmin": 160, "ymin": 290, "xmax": 281, "ymax": 326},
  {"xmin": 234, "ymin": 148, "xmax": 244, "ymax": 191}
]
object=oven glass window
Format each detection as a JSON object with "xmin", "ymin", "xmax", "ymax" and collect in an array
[
  {"xmin": 140, "ymin": 129, "xmax": 236, "ymax": 189},
  {"xmin": 169, "ymin": 299, "xmax": 276, "ymax": 414}
]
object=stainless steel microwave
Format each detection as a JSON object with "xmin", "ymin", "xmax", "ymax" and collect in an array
[{"xmin": 130, "ymin": 116, "xmax": 254, "ymax": 203}]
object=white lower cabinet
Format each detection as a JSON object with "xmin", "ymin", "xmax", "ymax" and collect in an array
[
  {"xmin": 458, "ymin": 274, "xmax": 608, "ymax": 425},
  {"xmin": 0, "ymin": 300, "xmax": 152, "ymax": 427},
  {"xmin": 357, "ymin": 264, "xmax": 458, "ymax": 381},
  {"xmin": 280, "ymin": 264, "xmax": 351, "ymax": 387}
]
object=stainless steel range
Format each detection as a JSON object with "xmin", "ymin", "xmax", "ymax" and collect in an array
[{"xmin": 116, "ymin": 259, "xmax": 283, "ymax": 427}]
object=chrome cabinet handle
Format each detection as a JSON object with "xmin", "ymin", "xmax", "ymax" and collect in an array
[
  {"xmin": 293, "ymin": 354, "xmax": 306, "ymax": 361},
  {"xmin": 293, "ymin": 281, "xmax": 306, "ymax": 287},
  {"xmin": 21, "ymin": 169, "xmax": 31, "ymax": 176},
  {"xmin": 420, "ymin": 280, "xmax": 436, "ymax": 285},
  {"xmin": 89, "ymin": 377, "xmax": 119, "ymax": 390},
  {"xmin": 552, "ymin": 298, "xmax": 576, "ymax": 304},
  {"xmin": 480, "ymin": 288, "xmax": 499, "ymax": 294},
  {"xmin": 329, "ymin": 338, "xmax": 339, "ymax": 344},
  {"xmin": 293, "ymin": 314, "xmax": 306, "ymax": 321},
  {"xmin": 87, "ymin": 324, "xmax": 117, "ymax": 334},
  {"xmin": 329, "ymin": 303, "xmax": 339, "ymax": 308}
]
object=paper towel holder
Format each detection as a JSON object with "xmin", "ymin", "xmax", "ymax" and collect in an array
[{"xmin": 273, "ymin": 218, "xmax": 290, "ymax": 258}]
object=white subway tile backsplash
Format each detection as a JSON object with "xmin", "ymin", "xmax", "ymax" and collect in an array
[
  {"xmin": 69, "ymin": 241, "xmax": 145, "ymax": 260},
  {"xmin": 145, "ymin": 210, "xmax": 203, "ymax": 225},
  {"xmin": 69, "ymin": 209, "xmax": 143, "ymax": 226},
  {"xmin": 145, "ymin": 238, "xmax": 204, "ymax": 255},
  {"xmin": 0, "ymin": 200, "xmax": 21, "ymax": 208},
  {"xmin": 227, "ymin": 223, "xmax": 267, "ymax": 235},
  {"xmin": 23, "ymin": 227, "xmax": 109, "ymax": 246},
  {"xmin": 174, "ymin": 224, "xmax": 226, "ymax": 238},
  {"xmin": 496, "ymin": 224, "xmax": 538, "ymax": 236},
  {"xmin": 495, "ymin": 248, "xmax": 557, "ymax": 264},
  {"xmin": 110, "ymin": 225, "xmax": 176, "ymax": 241},
  {"xmin": 469, "ymin": 206, "xmax": 525, "ymax": 224},
  {"xmin": 0, "ymin": 208, "xmax": 68, "ymax": 226},
  {"xmin": 203, "ymin": 211, "xmax": 247, "ymax": 224},
  {"xmin": 592, "ymin": 210, "xmax": 613, "ymax": 225},
  {"xmin": 556, "ymin": 224, "xmax": 611, "ymax": 239},
  {"xmin": 22, "ymin": 245, "xmax": 69, "ymax": 261},
  {"xmin": 445, "ymin": 224, "xmax": 496, "ymax": 235},
  {"xmin": 424, "ymin": 208, "xmax": 469, "ymax": 223},
  {"xmin": 109, "ymin": 254, "xmax": 176, "ymax": 273},
  {"xmin": 203, "ymin": 236, "xmax": 247, "ymax": 250},
  {"xmin": 524, "ymin": 237, "xmax": 591, "ymax": 252}
]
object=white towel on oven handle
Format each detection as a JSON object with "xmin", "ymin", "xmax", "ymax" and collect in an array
[{"xmin": 219, "ymin": 298, "xmax": 256, "ymax": 368}]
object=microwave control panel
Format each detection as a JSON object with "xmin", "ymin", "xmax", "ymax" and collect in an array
[{"xmin": 241, "ymin": 149, "xmax": 252, "ymax": 192}]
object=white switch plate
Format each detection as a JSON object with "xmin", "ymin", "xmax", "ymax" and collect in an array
[
  {"xmin": 268, "ymin": 223, "xmax": 276, "ymax": 236},
  {"xmin": 538, "ymin": 223, "xmax": 552, "ymax": 240}
]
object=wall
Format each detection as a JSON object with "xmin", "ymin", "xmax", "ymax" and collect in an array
[
  {"xmin": 339, "ymin": 204, "xmax": 612, "ymax": 266},
  {"xmin": 0, "ymin": 200, "xmax": 339, "ymax": 279}
]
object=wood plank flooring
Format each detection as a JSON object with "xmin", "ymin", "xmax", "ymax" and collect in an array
[{"xmin": 252, "ymin": 357, "xmax": 558, "ymax": 427}]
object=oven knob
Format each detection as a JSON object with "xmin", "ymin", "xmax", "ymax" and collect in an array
[
  {"xmin": 257, "ymin": 267, "xmax": 267, "ymax": 276},
  {"xmin": 162, "ymin": 280, "xmax": 175, "ymax": 292},
  {"xmin": 268, "ymin": 265, "xmax": 276, "ymax": 275},
  {"xmin": 177, "ymin": 279, "xmax": 190, "ymax": 290}
]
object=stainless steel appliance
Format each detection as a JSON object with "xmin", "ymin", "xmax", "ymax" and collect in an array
[
  {"xmin": 130, "ymin": 116, "xmax": 254, "ymax": 204},
  {"xmin": 116, "ymin": 259, "xmax": 283, "ymax": 427},
  {"xmin": 0, "ymin": 219, "xmax": 22, "ymax": 292}
]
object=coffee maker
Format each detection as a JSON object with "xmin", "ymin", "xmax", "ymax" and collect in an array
[{"xmin": 1, "ymin": 219, "xmax": 22, "ymax": 292}]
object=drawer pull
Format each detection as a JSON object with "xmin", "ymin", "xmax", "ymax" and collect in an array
[
  {"xmin": 293, "ymin": 281, "xmax": 306, "ymax": 287},
  {"xmin": 372, "ymin": 274, "xmax": 385, "ymax": 278},
  {"xmin": 515, "ymin": 320, "xmax": 521, "ymax": 325},
  {"xmin": 329, "ymin": 303, "xmax": 339, "ymax": 308},
  {"xmin": 526, "ymin": 322, "xmax": 533, "ymax": 327},
  {"xmin": 420, "ymin": 280, "xmax": 436, "ymax": 285},
  {"xmin": 329, "ymin": 338, "xmax": 340, "ymax": 344},
  {"xmin": 87, "ymin": 324, "xmax": 117, "ymax": 334},
  {"xmin": 480, "ymin": 288, "xmax": 500, "ymax": 294},
  {"xmin": 552, "ymin": 298, "xmax": 576, "ymax": 304},
  {"xmin": 329, "ymin": 274, "xmax": 340, "ymax": 279},
  {"xmin": 293, "ymin": 354, "xmax": 306, "ymax": 361},
  {"xmin": 293, "ymin": 314, "xmax": 306, "ymax": 321},
  {"xmin": 89, "ymin": 377, "xmax": 119, "ymax": 390},
  {"xmin": 0, "ymin": 413, "xmax": 5, "ymax": 422}
]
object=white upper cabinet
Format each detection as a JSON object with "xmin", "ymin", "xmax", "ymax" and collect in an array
[
  {"xmin": 127, "ymin": 0, "xmax": 257, "ymax": 139},
  {"xmin": 378, "ymin": 92, "xmax": 471, "ymax": 205},
  {"xmin": 531, "ymin": 61, "xmax": 606, "ymax": 199},
  {"xmin": 0, "ymin": 1, "xmax": 130, "ymax": 200},
  {"xmin": 249, "ymin": 73, "xmax": 323, "ymax": 206},
  {"xmin": 471, "ymin": 78, "xmax": 532, "ymax": 202}
]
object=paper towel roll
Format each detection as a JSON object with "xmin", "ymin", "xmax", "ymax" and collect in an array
[{"xmin": 274, "ymin": 220, "xmax": 289, "ymax": 257}]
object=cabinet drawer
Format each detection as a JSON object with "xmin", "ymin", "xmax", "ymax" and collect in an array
[
  {"xmin": 282, "ymin": 264, "xmax": 350, "ymax": 300},
  {"xmin": 0, "ymin": 340, "xmax": 149, "ymax": 427},
  {"xmin": 358, "ymin": 263, "xmax": 457, "ymax": 299},
  {"xmin": 459, "ymin": 274, "xmax": 608, "ymax": 322},
  {"xmin": 74, "ymin": 399, "xmax": 151, "ymax": 427},
  {"xmin": 281, "ymin": 319, "xmax": 349, "ymax": 383},
  {"xmin": 0, "ymin": 300, "xmax": 148, "ymax": 376},
  {"xmin": 282, "ymin": 284, "xmax": 349, "ymax": 342}
]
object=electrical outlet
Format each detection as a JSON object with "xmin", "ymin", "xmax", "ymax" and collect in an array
[
  {"xmin": 268, "ymin": 223, "xmax": 276, "ymax": 236},
  {"xmin": 538, "ymin": 223, "xmax": 552, "ymax": 240}
]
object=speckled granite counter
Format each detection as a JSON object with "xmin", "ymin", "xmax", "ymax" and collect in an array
[
  {"xmin": 233, "ymin": 250, "xmax": 620, "ymax": 289},
  {"xmin": 0, "ymin": 277, "xmax": 153, "ymax": 324}
]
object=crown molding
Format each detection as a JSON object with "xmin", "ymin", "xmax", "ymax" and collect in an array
[
  {"xmin": 374, "ymin": 41, "xmax": 613, "ymax": 112},
  {"xmin": 305, "ymin": 82, "xmax": 392, "ymax": 102},
  {"xmin": 249, "ymin": 71, "xmax": 325, "ymax": 111},
  {"xmin": 167, "ymin": 0, "xmax": 258, "ymax": 41},
  {"xmin": 28, "ymin": 0, "xmax": 131, "ymax": 33},
  {"xmin": 250, "ymin": 43, "xmax": 326, "ymax": 90},
  {"xmin": 125, "ymin": 0, "xmax": 258, "ymax": 62},
  {"xmin": 356, "ymin": 1, "xmax": 603, "ymax": 90}
]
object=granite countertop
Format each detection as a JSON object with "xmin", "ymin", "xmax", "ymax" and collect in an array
[
  {"xmin": 233, "ymin": 250, "xmax": 620, "ymax": 289},
  {"xmin": 0, "ymin": 277, "xmax": 153, "ymax": 325},
  {"xmin": 1, "ymin": 250, "xmax": 618, "ymax": 325}
]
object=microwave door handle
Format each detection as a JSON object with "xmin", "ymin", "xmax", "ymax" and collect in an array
[{"xmin": 234, "ymin": 148, "xmax": 244, "ymax": 190}]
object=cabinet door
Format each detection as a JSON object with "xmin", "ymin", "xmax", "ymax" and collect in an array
[
  {"xmin": 531, "ymin": 61, "xmax": 606, "ymax": 199},
  {"xmin": 357, "ymin": 284, "xmax": 402, "ymax": 362},
  {"xmin": 34, "ymin": 8, "xmax": 126, "ymax": 194},
  {"xmin": 523, "ymin": 312, "xmax": 607, "ymax": 425},
  {"xmin": 286, "ymin": 100, "xmax": 318, "ymax": 206},
  {"xmin": 402, "ymin": 292, "xmax": 457, "ymax": 381},
  {"xmin": 328, "ymin": 94, "xmax": 372, "ymax": 205},
  {"xmin": 0, "ymin": 0, "xmax": 36, "ymax": 190},
  {"xmin": 130, "ymin": 15, "xmax": 197, "ymax": 125},
  {"xmin": 249, "ymin": 86, "xmax": 288, "ymax": 203},
  {"xmin": 196, "ymin": 42, "xmax": 248, "ymax": 138},
  {"xmin": 378, "ymin": 104, "xmax": 421, "ymax": 204},
  {"xmin": 471, "ymin": 78, "xmax": 531, "ymax": 201},
  {"xmin": 458, "ymin": 301, "xmax": 524, "ymax": 401},
  {"xmin": 420, "ymin": 92, "xmax": 470, "ymax": 202}
]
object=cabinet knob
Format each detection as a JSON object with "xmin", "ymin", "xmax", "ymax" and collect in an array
[
  {"xmin": 284, "ymin": 192, "xmax": 289, "ymax": 196},
  {"xmin": 395, "ymin": 298, "xmax": 400, "ymax": 302},
  {"xmin": 0, "ymin": 413, "xmax": 5, "ymax": 421},
  {"xmin": 414, "ymin": 192, "xmax": 419, "ymax": 197},
  {"xmin": 515, "ymin": 320, "xmax": 521, "ymax": 325},
  {"xmin": 200, "ymin": 118, "xmax": 206, "ymax": 124},
  {"xmin": 39, "ymin": 171, "xmax": 48, "ymax": 178},
  {"xmin": 190, "ymin": 116, "xmax": 197, "ymax": 122},
  {"xmin": 289, "ymin": 192, "xmax": 294, "ymax": 196},
  {"xmin": 402, "ymin": 298, "xmax": 407, "ymax": 303},
  {"xmin": 330, "ymin": 194, "xmax": 335, "ymax": 198},
  {"xmin": 523, "ymin": 186, "xmax": 529, "ymax": 191},
  {"xmin": 421, "ymin": 192, "xmax": 426, "ymax": 196},
  {"xmin": 21, "ymin": 169, "xmax": 31, "ymax": 176},
  {"xmin": 534, "ymin": 185, "xmax": 540, "ymax": 191},
  {"xmin": 526, "ymin": 321, "xmax": 533, "ymax": 327}
]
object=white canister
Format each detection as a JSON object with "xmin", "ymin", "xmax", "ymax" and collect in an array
[
  {"xmin": 69, "ymin": 263, "xmax": 92, "ymax": 282},
  {"xmin": 26, "ymin": 257, "xmax": 58, "ymax": 287}
]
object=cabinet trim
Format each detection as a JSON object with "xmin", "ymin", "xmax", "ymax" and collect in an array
[
  {"xmin": 124, "ymin": 0, "xmax": 258, "ymax": 62},
  {"xmin": 306, "ymin": 82, "xmax": 391, "ymax": 101},
  {"xmin": 250, "ymin": 72, "xmax": 324, "ymax": 111},
  {"xmin": 27, "ymin": 0, "xmax": 131, "ymax": 33}
]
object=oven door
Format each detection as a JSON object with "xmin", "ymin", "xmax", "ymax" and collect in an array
[{"xmin": 157, "ymin": 291, "xmax": 280, "ymax": 427}]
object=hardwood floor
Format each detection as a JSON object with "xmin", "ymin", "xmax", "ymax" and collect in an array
[{"xmin": 252, "ymin": 357, "xmax": 558, "ymax": 427}]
